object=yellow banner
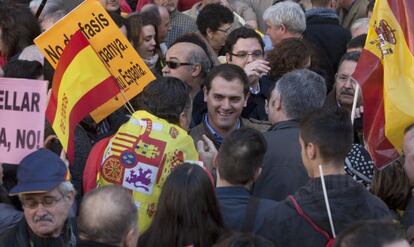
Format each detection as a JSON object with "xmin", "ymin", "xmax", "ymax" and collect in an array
[
  {"xmin": 35, "ymin": 0, "xmax": 155, "ymax": 122},
  {"xmin": 364, "ymin": 0, "xmax": 414, "ymax": 152}
]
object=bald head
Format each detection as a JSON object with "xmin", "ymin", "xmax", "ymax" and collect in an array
[
  {"xmin": 404, "ymin": 124, "xmax": 414, "ymax": 185},
  {"xmin": 78, "ymin": 186, "xmax": 138, "ymax": 246}
]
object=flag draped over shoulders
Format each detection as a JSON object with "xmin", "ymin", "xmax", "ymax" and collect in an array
[
  {"xmin": 97, "ymin": 110, "xmax": 199, "ymax": 233},
  {"xmin": 353, "ymin": 0, "xmax": 414, "ymax": 168},
  {"xmin": 46, "ymin": 30, "xmax": 121, "ymax": 163}
]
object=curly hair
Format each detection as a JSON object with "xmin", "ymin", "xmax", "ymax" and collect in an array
[
  {"xmin": 267, "ymin": 38, "xmax": 312, "ymax": 80},
  {"xmin": 196, "ymin": 3, "xmax": 233, "ymax": 36},
  {"xmin": 0, "ymin": 4, "xmax": 41, "ymax": 59}
]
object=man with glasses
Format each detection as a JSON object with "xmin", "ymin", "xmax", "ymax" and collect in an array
[
  {"xmin": 0, "ymin": 149, "xmax": 77, "ymax": 247},
  {"xmin": 324, "ymin": 51, "xmax": 361, "ymax": 113},
  {"xmin": 225, "ymin": 27, "xmax": 271, "ymax": 120}
]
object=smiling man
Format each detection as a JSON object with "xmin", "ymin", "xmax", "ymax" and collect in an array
[
  {"xmin": 0, "ymin": 149, "xmax": 76, "ymax": 247},
  {"xmin": 190, "ymin": 64, "xmax": 269, "ymax": 148}
]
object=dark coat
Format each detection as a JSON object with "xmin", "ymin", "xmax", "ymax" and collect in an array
[
  {"xmin": 252, "ymin": 120, "xmax": 309, "ymax": 201},
  {"xmin": 0, "ymin": 217, "xmax": 77, "ymax": 247},
  {"xmin": 215, "ymin": 186, "xmax": 279, "ymax": 234},
  {"xmin": 305, "ymin": 9, "xmax": 351, "ymax": 72},
  {"xmin": 338, "ymin": 0, "xmax": 370, "ymax": 30},
  {"xmin": 0, "ymin": 203, "xmax": 22, "ymax": 235},
  {"xmin": 257, "ymin": 175, "xmax": 392, "ymax": 247}
]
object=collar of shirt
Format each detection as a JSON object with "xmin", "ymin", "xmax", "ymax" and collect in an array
[{"xmin": 204, "ymin": 114, "xmax": 241, "ymax": 146}]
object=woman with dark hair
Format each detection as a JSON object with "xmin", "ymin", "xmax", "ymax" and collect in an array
[
  {"xmin": 196, "ymin": 3, "xmax": 234, "ymax": 56},
  {"xmin": 267, "ymin": 38, "xmax": 312, "ymax": 81},
  {"xmin": 127, "ymin": 11, "xmax": 163, "ymax": 74},
  {"xmin": 0, "ymin": 4, "xmax": 41, "ymax": 60},
  {"xmin": 371, "ymin": 158, "xmax": 413, "ymax": 223},
  {"xmin": 139, "ymin": 163, "xmax": 226, "ymax": 247}
]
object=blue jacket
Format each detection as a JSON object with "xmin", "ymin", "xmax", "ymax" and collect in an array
[{"xmin": 215, "ymin": 186, "xmax": 279, "ymax": 233}]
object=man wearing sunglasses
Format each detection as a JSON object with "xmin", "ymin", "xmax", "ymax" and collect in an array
[
  {"xmin": 225, "ymin": 27, "xmax": 271, "ymax": 120},
  {"xmin": 162, "ymin": 41, "xmax": 211, "ymax": 97},
  {"xmin": 0, "ymin": 149, "xmax": 76, "ymax": 247}
]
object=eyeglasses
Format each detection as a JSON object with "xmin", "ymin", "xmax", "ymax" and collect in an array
[
  {"xmin": 165, "ymin": 60, "xmax": 195, "ymax": 69},
  {"xmin": 336, "ymin": 73, "xmax": 357, "ymax": 84},
  {"xmin": 231, "ymin": 50, "xmax": 263, "ymax": 59},
  {"xmin": 21, "ymin": 195, "xmax": 65, "ymax": 209},
  {"xmin": 217, "ymin": 26, "xmax": 232, "ymax": 35}
]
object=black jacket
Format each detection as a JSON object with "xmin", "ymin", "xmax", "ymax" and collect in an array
[
  {"xmin": 257, "ymin": 175, "xmax": 391, "ymax": 247},
  {"xmin": 252, "ymin": 120, "xmax": 309, "ymax": 201},
  {"xmin": 305, "ymin": 8, "xmax": 351, "ymax": 72}
]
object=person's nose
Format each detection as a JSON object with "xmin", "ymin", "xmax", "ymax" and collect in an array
[
  {"xmin": 162, "ymin": 64, "xmax": 170, "ymax": 74},
  {"xmin": 221, "ymin": 99, "xmax": 231, "ymax": 110}
]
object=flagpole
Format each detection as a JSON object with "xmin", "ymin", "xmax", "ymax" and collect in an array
[
  {"xmin": 35, "ymin": 0, "xmax": 48, "ymax": 19},
  {"xmin": 350, "ymin": 83, "xmax": 360, "ymax": 125},
  {"xmin": 319, "ymin": 165, "xmax": 336, "ymax": 238}
]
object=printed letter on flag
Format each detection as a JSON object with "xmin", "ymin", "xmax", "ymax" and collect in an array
[
  {"xmin": 353, "ymin": 0, "xmax": 414, "ymax": 168},
  {"xmin": 46, "ymin": 30, "xmax": 120, "ymax": 163}
]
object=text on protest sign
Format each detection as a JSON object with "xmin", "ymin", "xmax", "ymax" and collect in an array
[
  {"xmin": 0, "ymin": 78, "xmax": 48, "ymax": 164},
  {"xmin": 34, "ymin": 0, "xmax": 155, "ymax": 122}
]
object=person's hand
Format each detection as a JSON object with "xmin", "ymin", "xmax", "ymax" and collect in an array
[
  {"xmin": 60, "ymin": 149, "xmax": 69, "ymax": 167},
  {"xmin": 354, "ymin": 105, "xmax": 364, "ymax": 119},
  {"xmin": 244, "ymin": 59, "xmax": 270, "ymax": 86},
  {"xmin": 197, "ymin": 135, "xmax": 217, "ymax": 172}
]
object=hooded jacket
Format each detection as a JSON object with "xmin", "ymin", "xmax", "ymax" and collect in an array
[{"xmin": 257, "ymin": 175, "xmax": 391, "ymax": 247}]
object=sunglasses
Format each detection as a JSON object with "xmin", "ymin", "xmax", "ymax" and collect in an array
[{"xmin": 165, "ymin": 60, "xmax": 195, "ymax": 69}]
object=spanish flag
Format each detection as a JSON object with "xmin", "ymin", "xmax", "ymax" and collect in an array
[
  {"xmin": 46, "ymin": 30, "xmax": 121, "ymax": 163},
  {"xmin": 353, "ymin": 0, "xmax": 414, "ymax": 168}
]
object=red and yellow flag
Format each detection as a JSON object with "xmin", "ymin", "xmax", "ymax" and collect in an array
[
  {"xmin": 46, "ymin": 30, "xmax": 121, "ymax": 163},
  {"xmin": 353, "ymin": 0, "xmax": 414, "ymax": 168}
]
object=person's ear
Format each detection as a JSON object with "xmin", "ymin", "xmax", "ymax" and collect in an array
[
  {"xmin": 203, "ymin": 87, "xmax": 208, "ymax": 103},
  {"xmin": 306, "ymin": 142, "xmax": 317, "ymax": 161},
  {"xmin": 65, "ymin": 191, "xmax": 75, "ymax": 206},
  {"xmin": 123, "ymin": 227, "xmax": 139, "ymax": 247},
  {"xmin": 253, "ymin": 167, "xmax": 262, "ymax": 182},
  {"xmin": 275, "ymin": 93, "xmax": 282, "ymax": 110},
  {"xmin": 191, "ymin": 64, "xmax": 202, "ymax": 78},
  {"xmin": 280, "ymin": 23, "xmax": 287, "ymax": 33},
  {"xmin": 265, "ymin": 99, "xmax": 269, "ymax": 115},
  {"xmin": 206, "ymin": 28, "xmax": 214, "ymax": 40},
  {"xmin": 179, "ymin": 111, "xmax": 190, "ymax": 131},
  {"xmin": 225, "ymin": 53, "xmax": 232, "ymax": 63}
]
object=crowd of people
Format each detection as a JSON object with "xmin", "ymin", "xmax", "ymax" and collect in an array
[{"xmin": 1, "ymin": 0, "xmax": 413, "ymax": 246}]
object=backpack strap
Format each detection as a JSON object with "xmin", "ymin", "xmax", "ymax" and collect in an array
[
  {"xmin": 241, "ymin": 196, "xmax": 260, "ymax": 232},
  {"xmin": 288, "ymin": 195, "xmax": 331, "ymax": 240}
]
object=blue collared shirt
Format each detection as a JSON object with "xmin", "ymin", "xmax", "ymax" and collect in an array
[{"xmin": 204, "ymin": 114, "xmax": 241, "ymax": 146}]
